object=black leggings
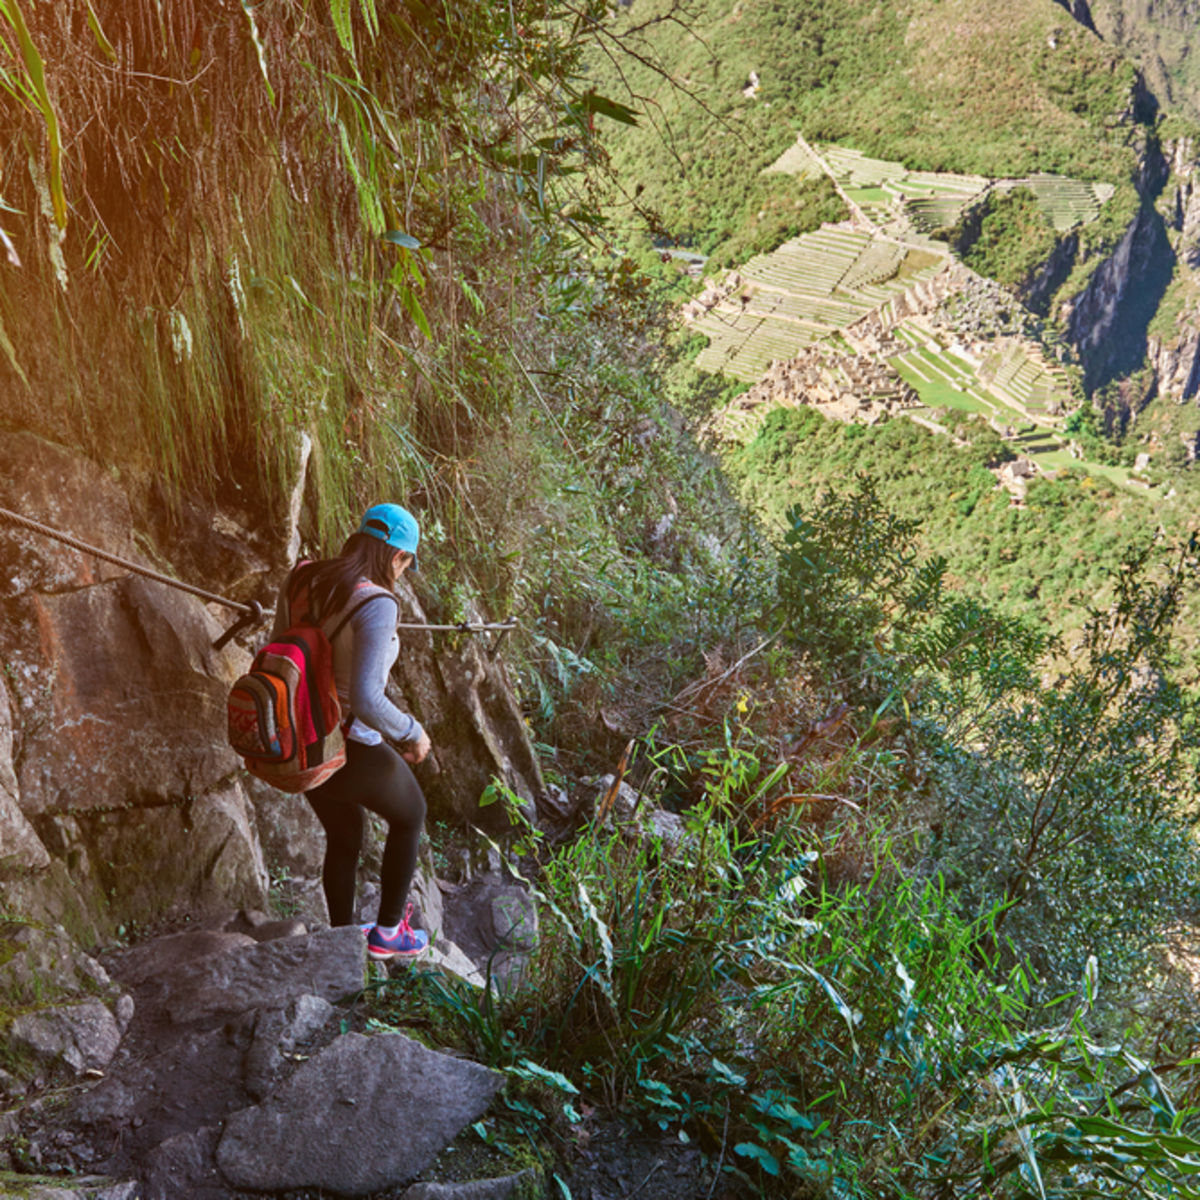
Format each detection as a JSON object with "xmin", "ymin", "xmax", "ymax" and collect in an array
[{"xmin": 306, "ymin": 739, "xmax": 426, "ymax": 928}]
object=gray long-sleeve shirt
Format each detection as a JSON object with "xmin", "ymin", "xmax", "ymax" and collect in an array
[{"xmin": 272, "ymin": 578, "xmax": 424, "ymax": 747}]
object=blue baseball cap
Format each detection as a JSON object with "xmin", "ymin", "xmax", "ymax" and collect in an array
[{"xmin": 359, "ymin": 503, "xmax": 420, "ymax": 569}]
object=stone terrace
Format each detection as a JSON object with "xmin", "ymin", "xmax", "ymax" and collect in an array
[{"xmin": 686, "ymin": 226, "xmax": 947, "ymax": 381}]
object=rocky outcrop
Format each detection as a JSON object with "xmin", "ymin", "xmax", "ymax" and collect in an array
[
  {"xmin": 391, "ymin": 586, "xmax": 545, "ymax": 829},
  {"xmin": 1060, "ymin": 137, "xmax": 1174, "ymax": 392},
  {"xmin": 1062, "ymin": 200, "xmax": 1174, "ymax": 391},
  {"xmin": 0, "ymin": 431, "xmax": 268, "ymax": 938},
  {"xmin": 1165, "ymin": 136, "xmax": 1200, "ymax": 269},
  {"xmin": 1149, "ymin": 323, "xmax": 1200, "ymax": 402},
  {"xmin": 1022, "ymin": 231, "xmax": 1080, "ymax": 315},
  {"xmin": 0, "ymin": 921, "xmax": 134, "ymax": 1087}
]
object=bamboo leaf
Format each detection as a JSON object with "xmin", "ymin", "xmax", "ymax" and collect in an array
[
  {"xmin": 460, "ymin": 277, "xmax": 485, "ymax": 315},
  {"xmin": 574, "ymin": 91, "xmax": 640, "ymax": 126},
  {"xmin": 383, "ymin": 229, "xmax": 421, "ymax": 249},
  {"xmin": 511, "ymin": 1058, "xmax": 580, "ymax": 1095},
  {"xmin": 357, "ymin": 0, "xmax": 379, "ymax": 39},
  {"xmin": 0, "ymin": 0, "xmax": 66, "ymax": 230},
  {"xmin": 330, "ymin": 0, "xmax": 355, "ymax": 61}
]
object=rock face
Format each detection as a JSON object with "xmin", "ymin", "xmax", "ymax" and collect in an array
[
  {"xmin": 0, "ymin": 431, "xmax": 269, "ymax": 936},
  {"xmin": 1062, "ymin": 142, "xmax": 1175, "ymax": 392},
  {"xmin": 1146, "ymin": 138, "xmax": 1200, "ymax": 405},
  {"xmin": 1149, "ymin": 324, "xmax": 1200, "ymax": 403},
  {"xmin": 0, "ymin": 429, "xmax": 547, "ymax": 935},
  {"xmin": 388, "ymin": 582, "xmax": 546, "ymax": 829},
  {"xmin": 1167, "ymin": 136, "xmax": 1200, "ymax": 270}
]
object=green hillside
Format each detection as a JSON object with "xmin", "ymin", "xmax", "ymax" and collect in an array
[
  {"xmin": 593, "ymin": 0, "xmax": 1141, "ymax": 257},
  {"xmin": 7, "ymin": 5, "xmax": 1200, "ymax": 1198},
  {"xmin": 721, "ymin": 401, "xmax": 1191, "ymax": 630}
]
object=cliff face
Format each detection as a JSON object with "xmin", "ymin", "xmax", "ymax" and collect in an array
[
  {"xmin": 1061, "ymin": 139, "xmax": 1175, "ymax": 392},
  {"xmin": 1149, "ymin": 325, "xmax": 1200, "ymax": 401},
  {"xmin": 1148, "ymin": 138, "xmax": 1200, "ymax": 402},
  {"xmin": 0, "ymin": 433, "xmax": 547, "ymax": 938},
  {"xmin": 1166, "ymin": 135, "xmax": 1200, "ymax": 269}
]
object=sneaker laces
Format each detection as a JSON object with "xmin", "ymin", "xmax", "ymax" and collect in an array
[{"xmin": 396, "ymin": 902, "xmax": 415, "ymax": 938}]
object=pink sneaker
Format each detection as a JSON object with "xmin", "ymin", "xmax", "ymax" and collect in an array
[{"xmin": 366, "ymin": 904, "xmax": 428, "ymax": 959}]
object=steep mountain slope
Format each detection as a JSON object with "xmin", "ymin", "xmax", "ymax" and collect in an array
[
  {"xmin": 1087, "ymin": 0, "xmax": 1200, "ymax": 123},
  {"xmin": 592, "ymin": 0, "xmax": 1200, "ymax": 651}
]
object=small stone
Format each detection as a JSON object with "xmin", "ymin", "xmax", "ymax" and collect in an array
[{"xmin": 115, "ymin": 993, "xmax": 135, "ymax": 1031}]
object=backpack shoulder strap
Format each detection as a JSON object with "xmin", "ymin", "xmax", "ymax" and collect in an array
[{"xmin": 325, "ymin": 583, "xmax": 399, "ymax": 643}]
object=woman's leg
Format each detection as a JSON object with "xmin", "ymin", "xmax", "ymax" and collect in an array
[
  {"xmin": 307, "ymin": 739, "xmax": 427, "ymax": 928},
  {"xmin": 347, "ymin": 742, "xmax": 427, "ymax": 927},
  {"xmin": 305, "ymin": 776, "xmax": 366, "ymax": 927}
]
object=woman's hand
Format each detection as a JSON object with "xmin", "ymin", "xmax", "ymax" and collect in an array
[{"xmin": 401, "ymin": 729, "xmax": 432, "ymax": 765}]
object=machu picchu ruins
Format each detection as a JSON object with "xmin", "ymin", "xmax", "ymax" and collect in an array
[{"xmin": 684, "ymin": 136, "xmax": 1095, "ymax": 474}]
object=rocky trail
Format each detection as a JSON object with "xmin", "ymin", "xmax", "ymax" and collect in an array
[{"xmin": 0, "ymin": 862, "xmax": 543, "ymax": 1200}]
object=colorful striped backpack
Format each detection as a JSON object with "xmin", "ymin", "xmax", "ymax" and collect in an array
[{"xmin": 227, "ymin": 571, "xmax": 390, "ymax": 793}]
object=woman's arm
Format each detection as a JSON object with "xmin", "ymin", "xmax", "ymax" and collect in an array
[{"xmin": 346, "ymin": 596, "xmax": 427, "ymax": 747}]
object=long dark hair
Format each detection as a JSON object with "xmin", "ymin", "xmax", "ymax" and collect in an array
[{"xmin": 291, "ymin": 533, "xmax": 398, "ymax": 619}]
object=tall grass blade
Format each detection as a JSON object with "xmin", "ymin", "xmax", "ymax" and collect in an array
[
  {"xmin": 0, "ymin": 309, "xmax": 29, "ymax": 388},
  {"xmin": 84, "ymin": 1, "xmax": 117, "ymax": 62},
  {"xmin": 330, "ymin": 0, "xmax": 355, "ymax": 62},
  {"xmin": 239, "ymin": 0, "xmax": 275, "ymax": 106},
  {"xmin": 577, "ymin": 881, "xmax": 616, "ymax": 1010}
]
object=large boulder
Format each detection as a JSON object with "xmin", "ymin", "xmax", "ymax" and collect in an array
[
  {"xmin": 9, "ymin": 999, "xmax": 124, "ymax": 1075},
  {"xmin": 151, "ymin": 925, "xmax": 365, "ymax": 1023},
  {"xmin": 0, "ymin": 921, "xmax": 133, "ymax": 1085},
  {"xmin": 1, "ymin": 574, "xmax": 243, "ymax": 818},
  {"xmin": 216, "ymin": 1032, "xmax": 503, "ymax": 1194}
]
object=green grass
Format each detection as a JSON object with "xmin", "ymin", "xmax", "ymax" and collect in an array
[
  {"xmin": 895, "ymin": 360, "xmax": 986, "ymax": 413},
  {"xmin": 844, "ymin": 186, "xmax": 889, "ymax": 203}
]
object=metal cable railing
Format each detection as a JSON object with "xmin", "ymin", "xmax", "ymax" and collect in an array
[{"xmin": 0, "ymin": 505, "xmax": 518, "ymax": 651}]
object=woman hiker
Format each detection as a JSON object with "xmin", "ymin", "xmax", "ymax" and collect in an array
[{"xmin": 271, "ymin": 503, "xmax": 431, "ymax": 959}]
